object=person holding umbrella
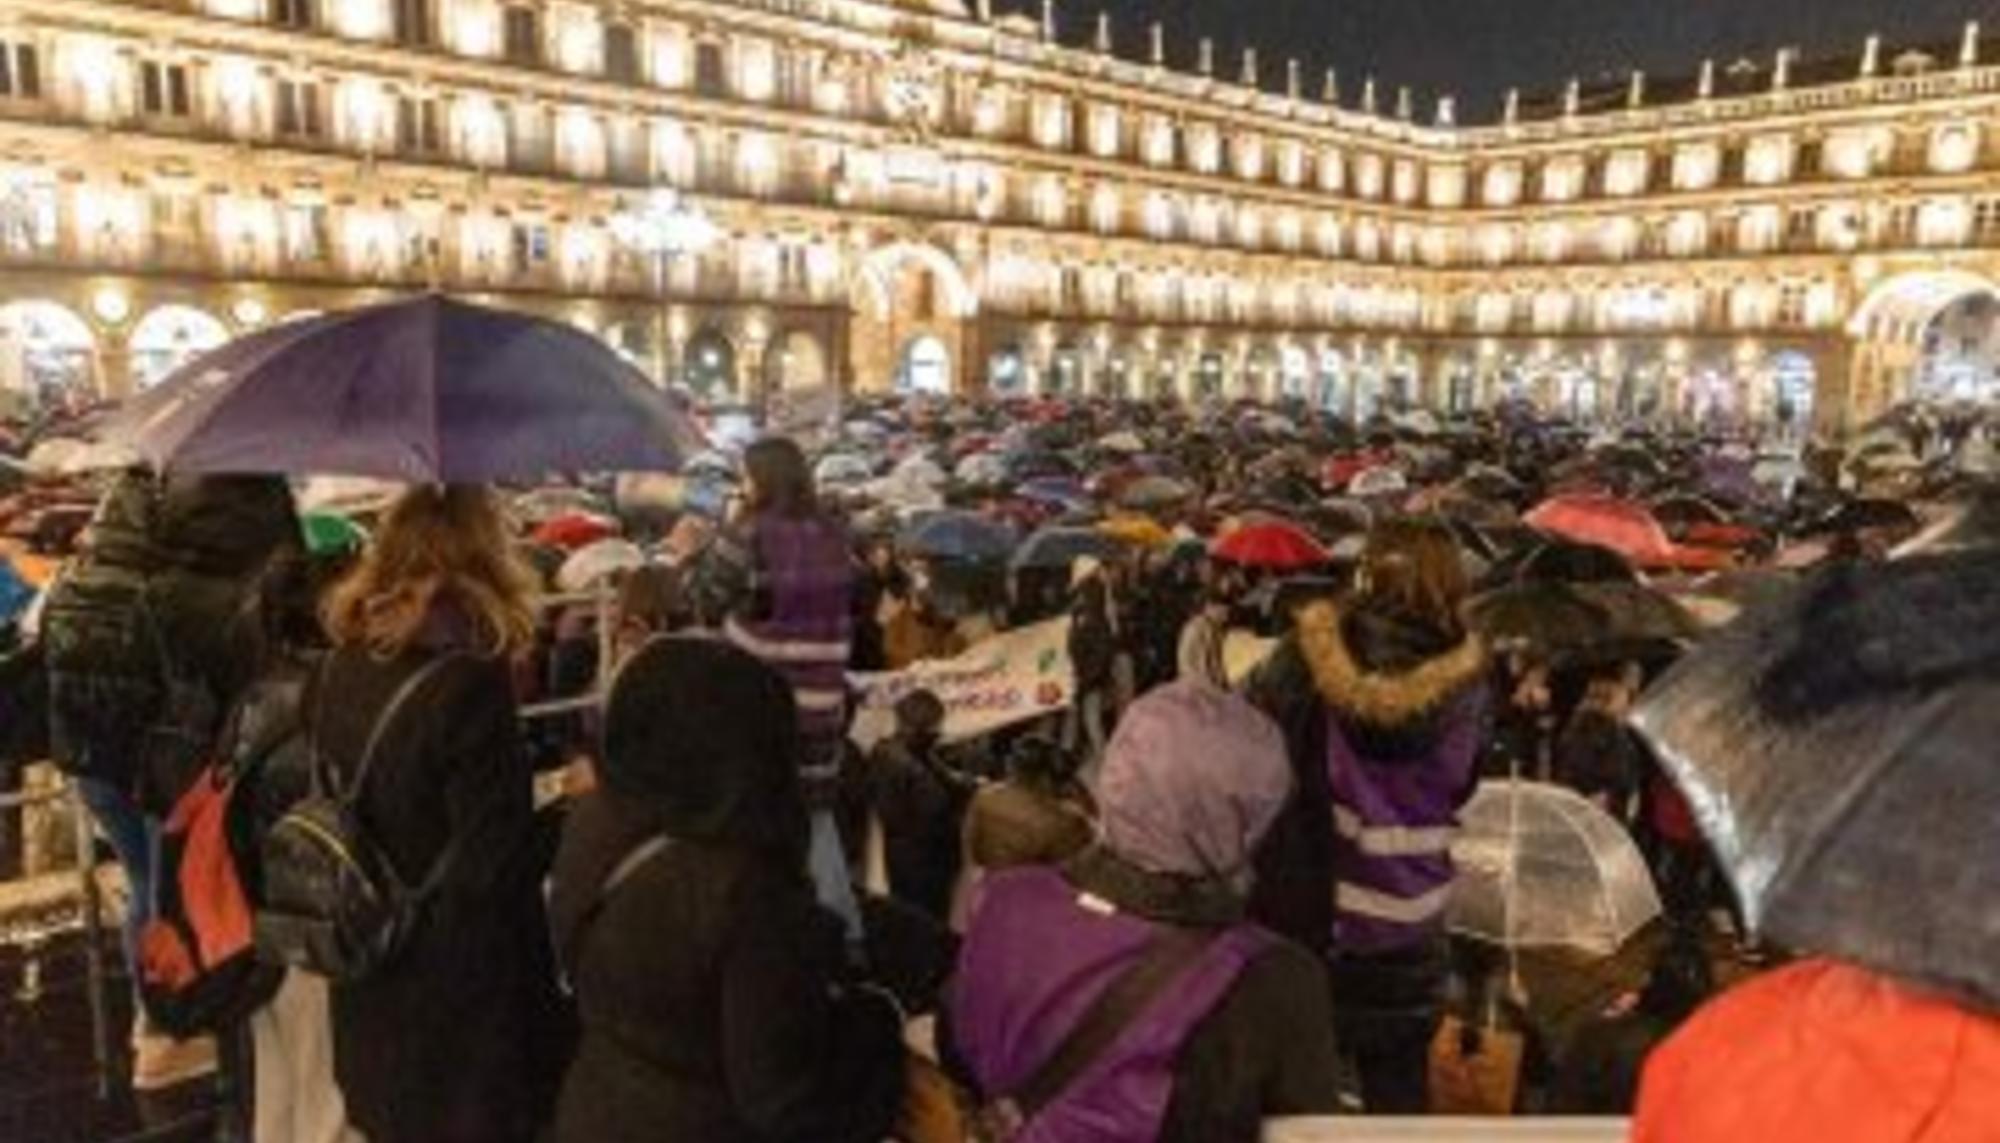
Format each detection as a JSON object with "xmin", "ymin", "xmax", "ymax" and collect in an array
[{"xmin": 1246, "ymin": 517, "xmax": 1489, "ymax": 1115}]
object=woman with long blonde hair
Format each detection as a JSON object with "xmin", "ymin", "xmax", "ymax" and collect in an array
[{"xmin": 300, "ymin": 485, "xmax": 558, "ymax": 1143}]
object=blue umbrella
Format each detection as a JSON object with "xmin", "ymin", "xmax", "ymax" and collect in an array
[
  {"xmin": 1010, "ymin": 526, "xmax": 1121, "ymax": 572},
  {"xmin": 1015, "ymin": 476, "xmax": 1090, "ymax": 510},
  {"xmin": 92, "ymin": 297, "xmax": 704, "ymax": 481},
  {"xmin": 900, "ymin": 510, "xmax": 1017, "ymax": 562}
]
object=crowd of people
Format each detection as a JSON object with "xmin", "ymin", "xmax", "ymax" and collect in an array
[{"xmin": 1, "ymin": 390, "xmax": 1995, "ymax": 1142}]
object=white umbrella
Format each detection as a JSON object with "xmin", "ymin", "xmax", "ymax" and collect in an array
[
  {"xmin": 955, "ymin": 452, "xmax": 1008, "ymax": 485},
  {"xmin": 556, "ymin": 538, "xmax": 647, "ymax": 593},
  {"xmin": 24, "ymin": 438, "xmax": 89, "ymax": 476},
  {"xmin": 1098, "ymin": 430, "xmax": 1146, "ymax": 454},
  {"xmin": 814, "ymin": 453, "xmax": 874, "ymax": 488},
  {"xmin": 1450, "ymin": 780, "xmax": 1663, "ymax": 957},
  {"xmin": 296, "ymin": 475, "xmax": 405, "ymax": 516},
  {"xmin": 1347, "ymin": 465, "xmax": 1409, "ymax": 499},
  {"xmin": 893, "ymin": 454, "xmax": 949, "ymax": 488}
]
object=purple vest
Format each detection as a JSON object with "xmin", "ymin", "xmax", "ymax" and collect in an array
[
  {"xmin": 950, "ymin": 867, "xmax": 1273, "ymax": 1143},
  {"xmin": 724, "ymin": 514, "xmax": 852, "ymax": 776},
  {"xmin": 1325, "ymin": 692, "xmax": 1482, "ymax": 954}
]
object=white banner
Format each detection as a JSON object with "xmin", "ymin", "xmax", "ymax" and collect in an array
[{"xmin": 848, "ymin": 618, "xmax": 1074, "ymax": 751}]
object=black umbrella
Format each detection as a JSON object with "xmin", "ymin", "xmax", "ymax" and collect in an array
[
  {"xmin": 1514, "ymin": 540, "xmax": 1640, "ymax": 586},
  {"xmin": 1892, "ymin": 487, "xmax": 2000, "ymax": 557},
  {"xmin": 1464, "ymin": 581, "xmax": 1610, "ymax": 657},
  {"xmin": 1808, "ymin": 498, "xmax": 1923, "ymax": 537},
  {"xmin": 1633, "ymin": 548, "xmax": 2000, "ymax": 1010},
  {"xmin": 1567, "ymin": 581, "xmax": 1702, "ymax": 644}
]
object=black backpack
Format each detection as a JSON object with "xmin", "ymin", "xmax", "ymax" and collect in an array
[{"xmin": 254, "ymin": 654, "xmax": 462, "ymax": 982}]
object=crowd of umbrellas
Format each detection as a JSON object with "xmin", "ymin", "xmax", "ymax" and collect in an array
[{"xmin": 2, "ymin": 295, "xmax": 1997, "ymax": 1017}]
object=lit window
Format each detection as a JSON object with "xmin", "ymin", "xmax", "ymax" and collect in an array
[
  {"xmin": 0, "ymin": 41, "xmax": 41, "ymax": 100},
  {"xmin": 139, "ymin": 60, "xmax": 192, "ymax": 119},
  {"xmin": 397, "ymin": 95, "xmax": 442, "ymax": 154},
  {"xmin": 269, "ymin": 0, "xmax": 316, "ymax": 30},
  {"xmin": 1744, "ymin": 135, "xmax": 1796, "ymax": 185},
  {"xmin": 1482, "ymin": 162, "xmax": 1521, "ymax": 206},
  {"xmin": 1930, "ymin": 124, "xmax": 1980, "ymax": 174},
  {"xmin": 1603, "ymin": 150, "xmax": 1649, "ymax": 196},
  {"xmin": 1673, "ymin": 142, "xmax": 1720, "ymax": 191},
  {"xmin": 275, "ymin": 79, "xmax": 324, "ymax": 139}
]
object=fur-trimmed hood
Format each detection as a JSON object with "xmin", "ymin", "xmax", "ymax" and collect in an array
[{"xmin": 1295, "ymin": 601, "xmax": 1487, "ymax": 760}]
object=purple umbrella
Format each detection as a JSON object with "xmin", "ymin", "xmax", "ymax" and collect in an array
[{"xmin": 93, "ymin": 297, "xmax": 704, "ymax": 482}]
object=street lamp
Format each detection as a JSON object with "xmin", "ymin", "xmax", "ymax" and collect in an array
[{"xmin": 611, "ymin": 188, "xmax": 721, "ymax": 386}]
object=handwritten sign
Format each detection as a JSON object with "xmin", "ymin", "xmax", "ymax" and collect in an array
[{"xmin": 848, "ymin": 618, "xmax": 1074, "ymax": 751}]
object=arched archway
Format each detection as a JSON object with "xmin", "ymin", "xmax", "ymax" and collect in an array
[
  {"xmin": 683, "ymin": 326, "xmax": 737, "ymax": 400},
  {"xmin": 850, "ymin": 240, "xmax": 975, "ymax": 394},
  {"xmin": 1846, "ymin": 268, "xmax": 2000, "ymax": 423},
  {"xmin": 131, "ymin": 304, "xmax": 230, "ymax": 388},
  {"xmin": 1914, "ymin": 294, "xmax": 2000, "ymax": 402},
  {"xmin": 898, "ymin": 335, "xmax": 951, "ymax": 395},
  {"xmin": 0, "ymin": 300, "xmax": 98, "ymax": 411},
  {"xmin": 765, "ymin": 330, "xmax": 830, "ymax": 392}
]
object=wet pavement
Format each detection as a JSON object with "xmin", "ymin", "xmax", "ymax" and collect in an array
[{"xmin": 0, "ymin": 930, "xmax": 224, "ymax": 1143}]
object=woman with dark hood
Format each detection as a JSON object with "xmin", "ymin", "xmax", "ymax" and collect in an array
[
  {"xmin": 547, "ymin": 637, "xmax": 904, "ymax": 1143},
  {"xmin": 1247, "ymin": 517, "xmax": 1490, "ymax": 1114}
]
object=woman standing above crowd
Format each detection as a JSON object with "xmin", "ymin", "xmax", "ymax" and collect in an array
[{"xmin": 1249, "ymin": 518, "xmax": 1489, "ymax": 1115}]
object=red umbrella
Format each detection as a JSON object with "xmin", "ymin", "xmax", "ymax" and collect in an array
[
  {"xmin": 1321, "ymin": 449, "xmax": 1394, "ymax": 493},
  {"xmin": 1523, "ymin": 495, "xmax": 1731, "ymax": 572},
  {"xmin": 1212, "ymin": 521, "xmax": 1329, "ymax": 571},
  {"xmin": 532, "ymin": 512, "xmax": 618, "ymax": 551}
]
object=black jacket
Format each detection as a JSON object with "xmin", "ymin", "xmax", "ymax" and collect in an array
[
  {"xmin": 312, "ymin": 644, "xmax": 559, "ymax": 1143},
  {"xmin": 548, "ymin": 793, "xmax": 904, "ymax": 1143}
]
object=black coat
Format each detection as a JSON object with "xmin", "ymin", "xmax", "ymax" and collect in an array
[
  {"xmin": 548, "ymin": 793, "xmax": 904, "ymax": 1143},
  {"xmin": 312, "ymin": 645, "xmax": 558, "ymax": 1143}
]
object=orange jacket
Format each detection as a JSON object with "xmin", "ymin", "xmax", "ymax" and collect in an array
[{"xmin": 1635, "ymin": 959, "xmax": 2000, "ymax": 1143}]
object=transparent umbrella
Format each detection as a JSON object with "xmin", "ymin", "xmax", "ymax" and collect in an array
[{"xmin": 1450, "ymin": 780, "xmax": 1662, "ymax": 957}]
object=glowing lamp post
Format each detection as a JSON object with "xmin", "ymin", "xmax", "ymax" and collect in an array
[{"xmin": 611, "ymin": 189, "xmax": 720, "ymax": 385}]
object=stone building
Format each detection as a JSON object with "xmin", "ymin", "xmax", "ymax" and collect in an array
[{"xmin": 2, "ymin": 0, "xmax": 2000, "ymax": 433}]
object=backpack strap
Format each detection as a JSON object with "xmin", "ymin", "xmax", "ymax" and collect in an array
[
  {"xmin": 321, "ymin": 653, "xmax": 460, "ymax": 808},
  {"xmin": 994, "ymin": 924, "xmax": 1221, "ymax": 1128},
  {"xmin": 559, "ymin": 833, "xmax": 674, "ymax": 986}
]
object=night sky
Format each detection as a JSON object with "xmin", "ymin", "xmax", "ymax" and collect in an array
[{"xmin": 1046, "ymin": 0, "xmax": 1991, "ymax": 120}]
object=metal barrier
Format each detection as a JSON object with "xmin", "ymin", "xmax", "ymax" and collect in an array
[
  {"xmin": 0, "ymin": 777, "xmax": 113, "ymax": 1094},
  {"xmin": 1266, "ymin": 1120, "xmax": 1629, "ymax": 1141}
]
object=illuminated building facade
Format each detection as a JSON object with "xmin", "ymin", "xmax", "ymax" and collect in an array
[{"xmin": 2, "ymin": 0, "xmax": 1999, "ymax": 432}]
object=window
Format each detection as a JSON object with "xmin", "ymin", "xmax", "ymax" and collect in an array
[
  {"xmin": 503, "ymin": 5, "xmax": 540, "ymax": 65},
  {"xmin": 275, "ymin": 79, "xmax": 323, "ymax": 139},
  {"xmin": 270, "ymin": 0, "xmax": 316, "ymax": 29},
  {"xmin": 0, "ymin": 173, "xmax": 58, "ymax": 253},
  {"xmin": 397, "ymin": 95, "xmax": 441, "ymax": 155},
  {"xmin": 779, "ymin": 244, "xmax": 809, "ymax": 295},
  {"xmin": 694, "ymin": 42, "xmax": 726, "ymax": 97},
  {"xmin": 511, "ymin": 221, "xmax": 550, "ymax": 273},
  {"xmin": 393, "ymin": 0, "xmax": 432, "ymax": 46},
  {"xmin": 604, "ymin": 22, "xmax": 639, "ymax": 83},
  {"xmin": 139, "ymin": 61, "xmax": 192, "ymax": 119},
  {"xmin": 283, "ymin": 203, "xmax": 328, "ymax": 262},
  {"xmin": 0, "ymin": 42, "xmax": 40, "ymax": 100}
]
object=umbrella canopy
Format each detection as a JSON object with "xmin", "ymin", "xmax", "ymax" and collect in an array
[
  {"xmin": 1449, "ymin": 780, "xmax": 1662, "ymax": 956},
  {"xmin": 533, "ymin": 512, "xmax": 619, "ymax": 551},
  {"xmin": 91, "ymin": 297, "xmax": 704, "ymax": 481},
  {"xmin": 556, "ymin": 538, "xmax": 647, "ymax": 593},
  {"xmin": 1346, "ymin": 465, "xmax": 1409, "ymax": 500},
  {"xmin": 1013, "ymin": 476, "xmax": 1090, "ymax": 511},
  {"xmin": 1097, "ymin": 515, "xmax": 1173, "ymax": 548},
  {"xmin": 814, "ymin": 453, "xmax": 875, "ymax": 488},
  {"xmin": 298, "ymin": 475, "xmax": 405, "ymax": 517},
  {"xmin": 1892, "ymin": 487, "xmax": 2000, "ymax": 557},
  {"xmin": 1010, "ymin": 526, "xmax": 1123, "ymax": 572},
  {"xmin": 1632, "ymin": 547, "xmax": 2000, "ymax": 1009},
  {"xmin": 899, "ymin": 510, "xmax": 1016, "ymax": 562},
  {"xmin": 953, "ymin": 452, "xmax": 1008, "ymax": 486},
  {"xmin": 1211, "ymin": 520, "xmax": 1329, "ymax": 571},
  {"xmin": 1465, "ymin": 581, "xmax": 1613, "ymax": 657},
  {"xmin": 1524, "ymin": 494, "xmax": 1729, "ymax": 571},
  {"xmin": 1097, "ymin": 430, "xmax": 1146, "ymax": 454},
  {"xmin": 1809, "ymin": 498, "xmax": 1923, "ymax": 537},
  {"xmin": 1117, "ymin": 475, "xmax": 1194, "ymax": 510}
]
